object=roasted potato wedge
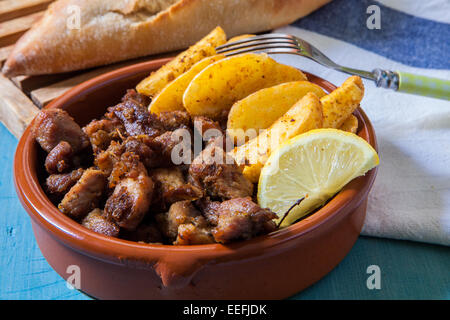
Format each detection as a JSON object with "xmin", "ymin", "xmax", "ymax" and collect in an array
[
  {"xmin": 321, "ymin": 76, "xmax": 364, "ymax": 128},
  {"xmin": 339, "ymin": 114, "xmax": 359, "ymax": 133},
  {"xmin": 183, "ymin": 53, "xmax": 307, "ymax": 119},
  {"xmin": 149, "ymin": 55, "xmax": 225, "ymax": 114},
  {"xmin": 232, "ymin": 92, "xmax": 323, "ymax": 183},
  {"xmin": 136, "ymin": 26, "xmax": 227, "ymax": 97},
  {"xmin": 227, "ymin": 81, "xmax": 326, "ymax": 144}
]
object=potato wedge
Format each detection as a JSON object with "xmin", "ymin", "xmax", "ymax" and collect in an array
[
  {"xmin": 227, "ymin": 81, "xmax": 326, "ymax": 144},
  {"xmin": 321, "ymin": 76, "xmax": 364, "ymax": 128},
  {"xmin": 183, "ymin": 53, "xmax": 307, "ymax": 119},
  {"xmin": 339, "ymin": 114, "xmax": 359, "ymax": 133},
  {"xmin": 232, "ymin": 92, "xmax": 323, "ymax": 183},
  {"xmin": 136, "ymin": 26, "xmax": 227, "ymax": 97},
  {"xmin": 149, "ymin": 55, "xmax": 225, "ymax": 114}
]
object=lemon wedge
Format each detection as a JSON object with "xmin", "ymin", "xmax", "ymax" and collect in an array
[{"xmin": 257, "ymin": 128, "xmax": 379, "ymax": 227}]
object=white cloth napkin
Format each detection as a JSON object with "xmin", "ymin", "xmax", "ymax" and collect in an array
[{"xmin": 271, "ymin": 26, "xmax": 450, "ymax": 246}]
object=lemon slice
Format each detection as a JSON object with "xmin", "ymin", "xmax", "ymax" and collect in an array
[{"xmin": 257, "ymin": 128, "xmax": 379, "ymax": 227}]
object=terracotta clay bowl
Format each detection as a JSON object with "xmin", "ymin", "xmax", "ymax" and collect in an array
[{"xmin": 14, "ymin": 58, "xmax": 378, "ymax": 300}]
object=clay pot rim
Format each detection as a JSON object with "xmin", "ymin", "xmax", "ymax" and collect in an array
[{"xmin": 14, "ymin": 58, "xmax": 378, "ymax": 264}]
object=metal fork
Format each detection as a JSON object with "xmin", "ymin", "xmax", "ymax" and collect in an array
[{"xmin": 216, "ymin": 33, "xmax": 450, "ymax": 100}]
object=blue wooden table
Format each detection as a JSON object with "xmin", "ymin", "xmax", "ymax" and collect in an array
[{"xmin": 0, "ymin": 124, "xmax": 448, "ymax": 300}]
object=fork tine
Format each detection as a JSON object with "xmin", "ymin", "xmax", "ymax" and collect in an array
[
  {"xmin": 216, "ymin": 33, "xmax": 295, "ymax": 51},
  {"xmin": 216, "ymin": 40, "xmax": 297, "ymax": 55},
  {"xmin": 221, "ymin": 46, "xmax": 300, "ymax": 57}
]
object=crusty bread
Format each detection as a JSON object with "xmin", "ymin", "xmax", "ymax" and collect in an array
[{"xmin": 2, "ymin": 0, "xmax": 331, "ymax": 76}]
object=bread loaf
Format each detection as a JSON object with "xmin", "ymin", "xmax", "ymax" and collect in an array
[{"xmin": 2, "ymin": 0, "xmax": 331, "ymax": 76}]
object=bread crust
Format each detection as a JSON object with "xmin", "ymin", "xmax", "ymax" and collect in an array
[{"xmin": 2, "ymin": 0, "xmax": 331, "ymax": 76}]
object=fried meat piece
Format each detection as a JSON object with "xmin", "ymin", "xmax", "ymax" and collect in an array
[
  {"xmin": 81, "ymin": 208, "xmax": 120, "ymax": 237},
  {"xmin": 44, "ymin": 141, "xmax": 73, "ymax": 174},
  {"xmin": 188, "ymin": 144, "xmax": 253, "ymax": 200},
  {"xmin": 95, "ymin": 140, "xmax": 123, "ymax": 177},
  {"xmin": 154, "ymin": 128, "xmax": 193, "ymax": 165},
  {"xmin": 122, "ymin": 88, "xmax": 151, "ymax": 106},
  {"xmin": 58, "ymin": 168, "xmax": 106, "ymax": 220},
  {"xmin": 193, "ymin": 116, "xmax": 223, "ymax": 139},
  {"xmin": 33, "ymin": 108, "xmax": 89, "ymax": 153},
  {"xmin": 106, "ymin": 90, "xmax": 162, "ymax": 137},
  {"xmin": 212, "ymin": 197, "xmax": 277, "ymax": 243},
  {"xmin": 158, "ymin": 111, "xmax": 191, "ymax": 131},
  {"xmin": 46, "ymin": 168, "xmax": 84, "ymax": 196},
  {"xmin": 156, "ymin": 201, "xmax": 214, "ymax": 245},
  {"xmin": 195, "ymin": 197, "xmax": 221, "ymax": 226},
  {"xmin": 122, "ymin": 135, "xmax": 163, "ymax": 169},
  {"xmin": 95, "ymin": 135, "xmax": 163, "ymax": 181},
  {"xmin": 176, "ymin": 223, "xmax": 215, "ymax": 245},
  {"xmin": 83, "ymin": 118, "xmax": 124, "ymax": 153},
  {"xmin": 150, "ymin": 167, "xmax": 203, "ymax": 209},
  {"xmin": 104, "ymin": 154, "xmax": 154, "ymax": 231},
  {"xmin": 121, "ymin": 223, "xmax": 164, "ymax": 244}
]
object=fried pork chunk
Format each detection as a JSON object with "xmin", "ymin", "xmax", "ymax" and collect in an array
[
  {"xmin": 195, "ymin": 197, "xmax": 221, "ymax": 225},
  {"xmin": 210, "ymin": 197, "xmax": 278, "ymax": 243},
  {"xmin": 44, "ymin": 141, "xmax": 73, "ymax": 174},
  {"xmin": 81, "ymin": 209, "xmax": 120, "ymax": 238},
  {"xmin": 95, "ymin": 136, "xmax": 162, "ymax": 185},
  {"xmin": 83, "ymin": 118, "xmax": 124, "ymax": 153},
  {"xmin": 46, "ymin": 168, "xmax": 84, "ymax": 196},
  {"xmin": 122, "ymin": 135, "xmax": 163, "ymax": 169},
  {"xmin": 106, "ymin": 90, "xmax": 160, "ymax": 137},
  {"xmin": 153, "ymin": 128, "xmax": 193, "ymax": 165},
  {"xmin": 156, "ymin": 201, "xmax": 214, "ymax": 245},
  {"xmin": 104, "ymin": 154, "xmax": 154, "ymax": 231},
  {"xmin": 193, "ymin": 116, "xmax": 223, "ymax": 137},
  {"xmin": 33, "ymin": 108, "xmax": 89, "ymax": 153},
  {"xmin": 58, "ymin": 168, "xmax": 106, "ymax": 220},
  {"xmin": 95, "ymin": 140, "xmax": 123, "ymax": 177},
  {"xmin": 121, "ymin": 223, "xmax": 164, "ymax": 244},
  {"xmin": 150, "ymin": 167, "xmax": 203, "ymax": 209},
  {"xmin": 158, "ymin": 110, "xmax": 191, "ymax": 131},
  {"xmin": 122, "ymin": 88, "xmax": 151, "ymax": 106},
  {"xmin": 192, "ymin": 115, "xmax": 233, "ymax": 151},
  {"xmin": 188, "ymin": 144, "xmax": 253, "ymax": 200}
]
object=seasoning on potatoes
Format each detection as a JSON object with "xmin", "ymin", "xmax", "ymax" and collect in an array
[
  {"xmin": 149, "ymin": 55, "xmax": 225, "ymax": 114},
  {"xmin": 227, "ymin": 81, "xmax": 326, "ymax": 144},
  {"xmin": 321, "ymin": 76, "xmax": 364, "ymax": 128},
  {"xmin": 339, "ymin": 114, "xmax": 359, "ymax": 133},
  {"xmin": 183, "ymin": 53, "xmax": 307, "ymax": 119},
  {"xmin": 232, "ymin": 92, "xmax": 323, "ymax": 183},
  {"xmin": 136, "ymin": 26, "xmax": 227, "ymax": 97}
]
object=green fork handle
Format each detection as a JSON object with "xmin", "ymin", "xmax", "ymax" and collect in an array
[
  {"xmin": 373, "ymin": 69, "xmax": 450, "ymax": 100},
  {"xmin": 397, "ymin": 71, "xmax": 450, "ymax": 100}
]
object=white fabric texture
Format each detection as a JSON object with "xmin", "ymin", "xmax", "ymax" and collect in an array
[{"xmin": 375, "ymin": 0, "xmax": 450, "ymax": 24}]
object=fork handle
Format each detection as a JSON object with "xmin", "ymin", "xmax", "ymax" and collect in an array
[
  {"xmin": 373, "ymin": 69, "xmax": 450, "ymax": 100},
  {"xmin": 397, "ymin": 71, "xmax": 450, "ymax": 100}
]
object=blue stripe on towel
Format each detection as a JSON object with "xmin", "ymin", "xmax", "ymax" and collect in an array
[{"xmin": 292, "ymin": 0, "xmax": 450, "ymax": 69}]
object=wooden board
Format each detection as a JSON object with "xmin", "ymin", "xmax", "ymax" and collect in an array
[
  {"xmin": 0, "ymin": 73, "xmax": 39, "ymax": 138},
  {"xmin": 0, "ymin": 1, "xmax": 177, "ymax": 139},
  {"xmin": 29, "ymin": 54, "xmax": 174, "ymax": 108},
  {"xmin": 0, "ymin": 11, "xmax": 44, "ymax": 47},
  {"xmin": 0, "ymin": 0, "xmax": 52, "ymax": 23}
]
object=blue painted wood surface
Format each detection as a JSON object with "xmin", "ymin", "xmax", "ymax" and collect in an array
[{"xmin": 0, "ymin": 124, "xmax": 448, "ymax": 300}]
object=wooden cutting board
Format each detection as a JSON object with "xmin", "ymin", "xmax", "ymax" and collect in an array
[{"xmin": 0, "ymin": 0, "xmax": 175, "ymax": 139}]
